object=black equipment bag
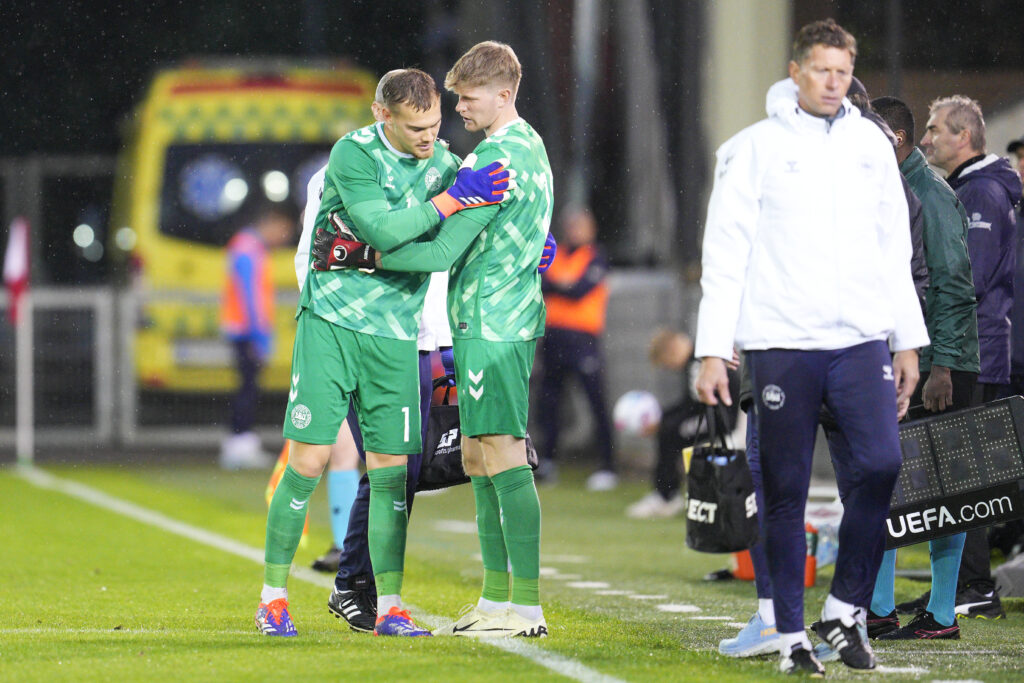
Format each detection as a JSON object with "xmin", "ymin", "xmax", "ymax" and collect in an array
[
  {"xmin": 685, "ymin": 405, "xmax": 759, "ymax": 553},
  {"xmin": 418, "ymin": 377, "xmax": 539, "ymax": 492}
]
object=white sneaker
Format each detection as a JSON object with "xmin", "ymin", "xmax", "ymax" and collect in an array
[
  {"xmin": 505, "ymin": 610, "xmax": 548, "ymax": 638},
  {"xmin": 433, "ymin": 604, "xmax": 512, "ymax": 637},
  {"xmin": 626, "ymin": 491, "xmax": 685, "ymax": 519},
  {"xmin": 220, "ymin": 432, "xmax": 274, "ymax": 470},
  {"xmin": 586, "ymin": 470, "xmax": 619, "ymax": 491}
]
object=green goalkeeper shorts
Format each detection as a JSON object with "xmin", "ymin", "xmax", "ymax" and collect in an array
[
  {"xmin": 283, "ymin": 309, "xmax": 421, "ymax": 454},
  {"xmin": 453, "ymin": 338, "xmax": 537, "ymax": 438}
]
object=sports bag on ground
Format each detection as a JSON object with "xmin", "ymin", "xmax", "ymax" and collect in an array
[{"xmin": 418, "ymin": 377, "xmax": 539, "ymax": 491}]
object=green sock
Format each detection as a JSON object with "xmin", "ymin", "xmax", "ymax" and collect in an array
[
  {"xmin": 491, "ymin": 466, "xmax": 541, "ymax": 606},
  {"xmin": 264, "ymin": 464, "xmax": 321, "ymax": 587},
  {"xmin": 367, "ymin": 465, "xmax": 408, "ymax": 597},
  {"xmin": 471, "ymin": 475, "xmax": 510, "ymax": 602}
]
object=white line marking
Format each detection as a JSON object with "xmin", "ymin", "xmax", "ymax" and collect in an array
[
  {"xmin": 541, "ymin": 554, "xmax": 589, "ymax": 564},
  {"xmin": 687, "ymin": 616, "xmax": 734, "ymax": 621},
  {"xmin": 875, "ymin": 666, "xmax": 929, "ymax": 675},
  {"xmin": 546, "ymin": 573, "xmax": 583, "ymax": 581},
  {"xmin": 566, "ymin": 582, "xmax": 611, "ymax": 590},
  {"xmin": 627, "ymin": 594, "xmax": 668, "ymax": 601},
  {"xmin": 726, "ymin": 622, "xmax": 749, "ymax": 629},
  {"xmin": 655, "ymin": 604, "xmax": 701, "ymax": 613},
  {"xmin": 17, "ymin": 466, "xmax": 625, "ymax": 683},
  {"xmin": 433, "ymin": 519, "xmax": 477, "ymax": 534}
]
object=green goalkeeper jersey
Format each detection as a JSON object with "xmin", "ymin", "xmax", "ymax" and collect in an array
[
  {"xmin": 300, "ymin": 123, "xmax": 460, "ymax": 340},
  {"xmin": 379, "ymin": 118, "xmax": 554, "ymax": 342}
]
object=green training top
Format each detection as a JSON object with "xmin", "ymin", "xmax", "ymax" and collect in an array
[
  {"xmin": 300, "ymin": 123, "xmax": 460, "ymax": 340},
  {"xmin": 380, "ymin": 117, "xmax": 554, "ymax": 342}
]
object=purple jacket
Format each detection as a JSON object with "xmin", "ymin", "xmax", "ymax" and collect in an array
[{"xmin": 947, "ymin": 155, "xmax": 1022, "ymax": 384}]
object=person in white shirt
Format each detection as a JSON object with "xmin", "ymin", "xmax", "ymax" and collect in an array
[{"xmin": 694, "ymin": 19, "xmax": 927, "ymax": 676}]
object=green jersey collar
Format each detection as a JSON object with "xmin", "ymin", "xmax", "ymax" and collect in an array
[{"xmin": 376, "ymin": 122, "xmax": 415, "ymax": 159}]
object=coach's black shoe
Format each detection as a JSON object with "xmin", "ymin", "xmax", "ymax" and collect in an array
[
  {"xmin": 895, "ymin": 590, "xmax": 930, "ymax": 615},
  {"xmin": 328, "ymin": 586, "xmax": 377, "ymax": 632},
  {"xmin": 779, "ymin": 645, "xmax": 825, "ymax": 677},
  {"xmin": 311, "ymin": 545, "xmax": 342, "ymax": 573},
  {"xmin": 877, "ymin": 610, "xmax": 960, "ymax": 640},
  {"xmin": 866, "ymin": 609, "xmax": 899, "ymax": 639},
  {"xmin": 955, "ymin": 585, "xmax": 1005, "ymax": 619},
  {"xmin": 813, "ymin": 617, "xmax": 876, "ymax": 670}
]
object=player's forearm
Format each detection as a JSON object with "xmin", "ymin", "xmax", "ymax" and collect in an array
[
  {"xmin": 346, "ymin": 200, "xmax": 441, "ymax": 251},
  {"xmin": 380, "ymin": 215, "xmax": 482, "ymax": 273}
]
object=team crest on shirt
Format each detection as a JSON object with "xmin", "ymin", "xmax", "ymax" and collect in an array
[
  {"xmin": 291, "ymin": 404, "xmax": 312, "ymax": 429},
  {"xmin": 424, "ymin": 167, "xmax": 442, "ymax": 193},
  {"xmin": 761, "ymin": 385, "xmax": 785, "ymax": 410}
]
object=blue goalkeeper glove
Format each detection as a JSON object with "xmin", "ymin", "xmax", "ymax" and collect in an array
[
  {"xmin": 538, "ymin": 232, "xmax": 557, "ymax": 273},
  {"xmin": 440, "ymin": 346, "xmax": 456, "ymax": 386},
  {"xmin": 430, "ymin": 153, "xmax": 515, "ymax": 220}
]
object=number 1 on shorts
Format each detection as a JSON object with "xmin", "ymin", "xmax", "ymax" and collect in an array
[{"xmin": 402, "ymin": 406, "xmax": 410, "ymax": 442}]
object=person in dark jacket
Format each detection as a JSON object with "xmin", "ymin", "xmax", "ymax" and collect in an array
[
  {"xmin": 537, "ymin": 207, "xmax": 617, "ymax": 491},
  {"xmin": 865, "ymin": 96, "xmax": 981, "ymax": 640},
  {"xmin": 920, "ymin": 94, "xmax": 1022, "ymax": 620}
]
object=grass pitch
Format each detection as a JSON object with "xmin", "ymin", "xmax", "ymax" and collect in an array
[{"xmin": 2, "ymin": 463, "xmax": 1022, "ymax": 682}]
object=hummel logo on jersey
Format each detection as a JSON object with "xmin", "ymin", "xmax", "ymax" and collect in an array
[
  {"xmin": 469, "ymin": 369, "xmax": 484, "ymax": 400},
  {"xmin": 784, "ymin": 160, "xmax": 799, "ymax": 173},
  {"xmin": 882, "ymin": 365, "xmax": 894, "ymax": 381},
  {"xmin": 289, "ymin": 373, "xmax": 300, "ymax": 403},
  {"xmin": 290, "ymin": 497, "xmax": 308, "ymax": 511},
  {"xmin": 393, "ymin": 500, "xmax": 407, "ymax": 512}
]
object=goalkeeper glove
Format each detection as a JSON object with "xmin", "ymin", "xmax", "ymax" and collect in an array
[
  {"xmin": 439, "ymin": 346, "xmax": 456, "ymax": 386},
  {"xmin": 430, "ymin": 153, "xmax": 515, "ymax": 219},
  {"xmin": 312, "ymin": 225, "xmax": 376, "ymax": 273},
  {"xmin": 538, "ymin": 232, "xmax": 557, "ymax": 273}
]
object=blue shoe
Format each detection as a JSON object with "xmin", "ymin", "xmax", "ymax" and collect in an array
[
  {"xmin": 373, "ymin": 607, "xmax": 432, "ymax": 637},
  {"xmin": 718, "ymin": 612, "xmax": 780, "ymax": 657},
  {"xmin": 255, "ymin": 598, "xmax": 297, "ymax": 636}
]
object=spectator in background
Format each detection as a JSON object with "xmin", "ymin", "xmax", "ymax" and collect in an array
[
  {"xmin": 1007, "ymin": 136, "xmax": 1024, "ymax": 398},
  {"xmin": 626, "ymin": 330, "xmax": 740, "ymax": 519},
  {"xmin": 537, "ymin": 207, "xmax": 617, "ymax": 491},
  {"xmin": 866, "ymin": 95, "xmax": 980, "ymax": 641},
  {"xmin": 919, "ymin": 94, "xmax": 1022, "ymax": 619},
  {"xmin": 1007, "ymin": 137, "xmax": 1024, "ymax": 183},
  {"xmin": 219, "ymin": 204, "xmax": 294, "ymax": 470}
]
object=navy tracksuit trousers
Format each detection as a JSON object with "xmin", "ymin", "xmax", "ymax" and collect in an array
[
  {"xmin": 334, "ymin": 351, "xmax": 433, "ymax": 594},
  {"xmin": 748, "ymin": 341, "xmax": 902, "ymax": 633}
]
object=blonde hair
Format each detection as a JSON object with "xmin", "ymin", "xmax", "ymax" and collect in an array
[{"xmin": 445, "ymin": 41, "xmax": 522, "ymax": 94}]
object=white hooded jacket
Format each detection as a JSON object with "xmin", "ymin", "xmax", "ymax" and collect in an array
[{"xmin": 695, "ymin": 79, "xmax": 929, "ymax": 359}]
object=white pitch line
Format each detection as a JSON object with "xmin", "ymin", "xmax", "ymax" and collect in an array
[
  {"xmin": 726, "ymin": 622, "xmax": 748, "ymax": 629},
  {"xmin": 655, "ymin": 604, "xmax": 701, "ymax": 613},
  {"xmin": 594, "ymin": 590, "xmax": 634, "ymax": 596},
  {"xmin": 17, "ymin": 466, "xmax": 625, "ymax": 683},
  {"xmin": 433, "ymin": 519, "xmax": 477, "ymax": 534},
  {"xmin": 687, "ymin": 616, "xmax": 733, "ymax": 621},
  {"xmin": 875, "ymin": 666, "xmax": 929, "ymax": 675},
  {"xmin": 627, "ymin": 594, "xmax": 668, "ymax": 601},
  {"xmin": 566, "ymin": 582, "xmax": 611, "ymax": 590}
]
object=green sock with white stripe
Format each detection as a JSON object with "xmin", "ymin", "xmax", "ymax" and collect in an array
[
  {"xmin": 264, "ymin": 464, "xmax": 321, "ymax": 588},
  {"xmin": 368, "ymin": 465, "xmax": 408, "ymax": 597}
]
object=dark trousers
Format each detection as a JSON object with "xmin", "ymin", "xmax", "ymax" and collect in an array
[
  {"xmin": 230, "ymin": 339, "xmax": 263, "ymax": 434},
  {"xmin": 749, "ymin": 342, "xmax": 902, "ymax": 633},
  {"xmin": 653, "ymin": 403, "xmax": 690, "ymax": 499},
  {"xmin": 747, "ymin": 368, "xmax": 980, "ymax": 605},
  {"xmin": 537, "ymin": 327, "xmax": 614, "ymax": 471},
  {"xmin": 334, "ymin": 351, "xmax": 433, "ymax": 593},
  {"xmin": 957, "ymin": 381, "xmax": 1004, "ymax": 592}
]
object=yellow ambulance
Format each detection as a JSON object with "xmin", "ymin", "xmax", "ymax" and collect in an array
[{"xmin": 111, "ymin": 61, "xmax": 376, "ymax": 391}]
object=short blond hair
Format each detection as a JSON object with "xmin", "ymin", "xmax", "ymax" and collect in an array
[{"xmin": 445, "ymin": 41, "xmax": 522, "ymax": 94}]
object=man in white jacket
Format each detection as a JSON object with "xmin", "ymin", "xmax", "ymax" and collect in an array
[{"xmin": 694, "ymin": 19, "xmax": 928, "ymax": 676}]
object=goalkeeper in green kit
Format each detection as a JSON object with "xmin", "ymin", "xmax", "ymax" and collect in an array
[
  {"xmin": 313, "ymin": 42, "xmax": 553, "ymax": 638},
  {"xmin": 255, "ymin": 68, "xmax": 514, "ymax": 638}
]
